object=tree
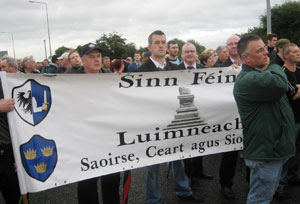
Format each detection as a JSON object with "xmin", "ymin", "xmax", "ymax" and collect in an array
[
  {"xmin": 55, "ymin": 46, "xmax": 71, "ymax": 57},
  {"xmin": 187, "ymin": 39, "xmax": 205, "ymax": 56},
  {"xmin": 95, "ymin": 33, "xmax": 129, "ymax": 59},
  {"xmin": 124, "ymin": 42, "xmax": 137, "ymax": 58},
  {"xmin": 171, "ymin": 38, "xmax": 206, "ymax": 58},
  {"xmin": 241, "ymin": 1, "xmax": 300, "ymax": 45}
]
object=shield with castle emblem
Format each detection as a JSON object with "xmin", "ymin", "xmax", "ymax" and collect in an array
[
  {"xmin": 12, "ymin": 79, "xmax": 52, "ymax": 126},
  {"xmin": 20, "ymin": 135, "xmax": 57, "ymax": 182}
]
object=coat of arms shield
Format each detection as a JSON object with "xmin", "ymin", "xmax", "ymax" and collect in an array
[
  {"xmin": 20, "ymin": 135, "xmax": 57, "ymax": 182},
  {"xmin": 12, "ymin": 79, "xmax": 51, "ymax": 126}
]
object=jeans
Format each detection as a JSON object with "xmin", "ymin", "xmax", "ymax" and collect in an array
[
  {"xmin": 245, "ymin": 159, "xmax": 285, "ymax": 204},
  {"xmin": 146, "ymin": 160, "xmax": 192, "ymax": 204}
]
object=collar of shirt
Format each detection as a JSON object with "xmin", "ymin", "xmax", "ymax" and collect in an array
[
  {"xmin": 150, "ymin": 57, "xmax": 166, "ymax": 70},
  {"xmin": 135, "ymin": 61, "xmax": 141, "ymax": 67},
  {"xmin": 230, "ymin": 56, "xmax": 241, "ymax": 66},
  {"xmin": 184, "ymin": 62, "xmax": 197, "ymax": 69}
]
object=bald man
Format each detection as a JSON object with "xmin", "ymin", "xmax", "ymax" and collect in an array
[{"xmin": 222, "ymin": 35, "xmax": 241, "ymax": 67}]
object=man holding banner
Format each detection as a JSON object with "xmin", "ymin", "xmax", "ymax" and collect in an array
[
  {"xmin": 0, "ymin": 62, "xmax": 22, "ymax": 203},
  {"xmin": 137, "ymin": 30, "xmax": 204, "ymax": 204},
  {"xmin": 233, "ymin": 35, "xmax": 296, "ymax": 203},
  {"xmin": 76, "ymin": 42, "xmax": 121, "ymax": 204}
]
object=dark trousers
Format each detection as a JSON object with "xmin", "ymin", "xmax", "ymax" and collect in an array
[
  {"xmin": 184, "ymin": 156, "xmax": 203, "ymax": 178},
  {"xmin": 219, "ymin": 151, "xmax": 239, "ymax": 188},
  {"xmin": 77, "ymin": 172, "xmax": 120, "ymax": 204},
  {"xmin": 0, "ymin": 144, "xmax": 21, "ymax": 204}
]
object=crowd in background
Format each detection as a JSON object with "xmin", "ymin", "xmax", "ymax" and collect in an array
[{"xmin": 1, "ymin": 31, "xmax": 300, "ymax": 204}]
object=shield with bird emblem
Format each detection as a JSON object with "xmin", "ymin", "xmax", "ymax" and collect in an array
[{"xmin": 12, "ymin": 79, "xmax": 51, "ymax": 126}]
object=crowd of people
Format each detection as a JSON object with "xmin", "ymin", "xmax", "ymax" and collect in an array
[{"xmin": 0, "ymin": 30, "xmax": 300, "ymax": 204}]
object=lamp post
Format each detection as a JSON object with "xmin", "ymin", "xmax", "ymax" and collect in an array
[
  {"xmin": 43, "ymin": 39, "xmax": 47, "ymax": 59},
  {"xmin": 266, "ymin": 0, "xmax": 272, "ymax": 34},
  {"xmin": 29, "ymin": 0, "xmax": 52, "ymax": 56},
  {"xmin": 0, "ymin": 32, "xmax": 16, "ymax": 59}
]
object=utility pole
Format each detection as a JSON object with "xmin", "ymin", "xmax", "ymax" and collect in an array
[
  {"xmin": 44, "ymin": 40, "xmax": 47, "ymax": 59},
  {"xmin": 266, "ymin": 0, "xmax": 272, "ymax": 34}
]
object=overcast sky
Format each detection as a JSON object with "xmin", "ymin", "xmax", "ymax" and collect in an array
[{"xmin": 0, "ymin": 0, "xmax": 291, "ymax": 61}]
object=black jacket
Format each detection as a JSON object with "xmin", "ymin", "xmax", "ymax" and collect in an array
[
  {"xmin": 137, "ymin": 59, "xmax": 182, "ymax": 72},
  {"xmin": 178, "ymin": 62, "xmax": 204, "ymax": 69},
  {"xmin": 270, "ymin": 54, "xmax": 284, "ymax": 67},
  {"xmin": 221, "ymin": 57, "xmax": 233, "ymax": 67}
]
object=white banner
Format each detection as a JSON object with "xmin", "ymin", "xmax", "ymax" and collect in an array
[{"xmin": 0, "ymin": 67, "xmax": 243, "ymax": 194}]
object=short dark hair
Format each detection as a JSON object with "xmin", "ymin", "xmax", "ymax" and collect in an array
[
  {"xmin": 51, "ymin": 55, "xmax": 58, "ymax": 63},
  {"xmin": 282, "ymin": 43, "xmax": 298, "ymax": 60},
  {"xmin": 148, "ymin": 30, "xmax": 165, "ymax": 44},
  {"xmin": 266, "ymin": 33, "xmax": 277, "ymax": 41},
  {"xmin": 167, "ymin": 40, "xmax": 177, "ymax": 48},
  {"xmin": 238, "ymin": 35, "xmax": 262, "ymax": 58}
]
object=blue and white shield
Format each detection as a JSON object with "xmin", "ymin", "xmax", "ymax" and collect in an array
[
  {"xmin": 20, "ymin": 135, "xmax": 57, "ymax": 182},
  {"xmin": 12, "ymin": 79, "xmax": 51, "ymax": 126}
]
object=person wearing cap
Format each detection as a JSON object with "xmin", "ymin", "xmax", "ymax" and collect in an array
[
  {"xmin": 76, "ymin": 43, "xmax": 120, "ymax": 204},
  {"xmin": 56, "ymin": 52, "xmax": 71, "ymax": 73},
  {"xmin": 270, "ymin": 39, "xmax": 291, "ymax": 67},
  {"xmin": 47, "ymin": 55, "xmax": 59, "ymax": 73}
]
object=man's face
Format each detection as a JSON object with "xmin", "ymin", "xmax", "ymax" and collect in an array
[
  {"xmin": 69, "ymin": 52, "xmax": 81, "ymax": 67},
  {"xmin": 218, "ymin": 47, "xmax": 229, "ymax": 62},
  {"xmin": 168, "ymin": 43, "xmax": 179, "ymax": 57},
  {"xmin": 226, "ymin": 36, "xmax": 240, "ymax": 57},
  {"xmin": 43, "ymin": 60, "xmax": 49, "ymax": 67},
  {"xmin": 27, "ymin": 57, "xmax": 37, "ymax": 72},
  {"xmin": 243, "ymin": 40, "xmax": 269, "ymax": 69},
  {"xmin": 58, "ymin": 59, "xmax": 63, "ymax": 66},
  {"xmin": 1, "ymin": 59, "xmax": 16, "ymax": 73},
  {"xmin": 1, "ymin": 60, "xmax": 9, "ymax": 72},
  {"xmin": 181, "ymin": 44, "xmax": 197, "ymax": 65},
  {"xmin": 82, "ymin": 50, "xmax": 102, "ymax": 73},
  {"xmin": 62, "ymin": 58, "xmax": 70, "ymax": 68},
  {"xmin": 268, "ymin": 37, "xmax": 277, "ymax": 48},
  {"xmin": 285, "ymin": 46, "xmax": 300, "ymax": 64},
  {"xmin": 148, "ymin": 34, "xmax": 167, "ymax": 59},
  {"xmin": 103, "ymin": 59, "xmax": 110, "ymax": 69},
  {"xmin": 134, "ymin": 54, "xmax": 141, "ymax": 62}
]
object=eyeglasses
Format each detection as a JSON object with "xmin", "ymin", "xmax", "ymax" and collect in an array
[
  {"xmin": 227, "ymin": 42, "xmax": 238, "ymax": 47},
  {"xmin": 183, "ymin": 50, "xmax": 196, "ymax": 54}
]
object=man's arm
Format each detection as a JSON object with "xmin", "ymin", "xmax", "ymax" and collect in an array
[{"xmin": 239, "ymin": 64, "xmax": 288, "ymax": 102}]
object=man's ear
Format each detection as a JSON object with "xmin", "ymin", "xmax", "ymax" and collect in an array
[
  {"xmin": 241, "ymin": 54, "xmax": 248, "ymax": 64},
  {"xmin": 148, "ymin": 44, "xmax": 152, "ymax": 52}
]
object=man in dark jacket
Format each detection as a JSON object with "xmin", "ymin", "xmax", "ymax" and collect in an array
[
  {"xmin": 47, "ymin": 55, "xmax": 59, "ymax": 74},
  {"xmin": 266, "ymin": 33, "xmax": 278, "ymax": 62},
  {"xmin": 76, "ymin": 43, "xmax": 119, "ymax": 204},
  {"xmin": 270, "ymin": 39, "xmax": 290, "ymax": 67},
  {"xmin": 221, "ymin": 35, "xmax": 241, "ymax": 68},
  {"xmin": 137, "ymin": 30, "xmax": 204, "ymax": 204},
  {"xmin": 234, "ymin": 35, "xmax": 296, "ymax": 203},
  {"xmin": 178, "ymin": 43, "xmax": 205, "ymax": 70},
  {"xmin": 0, "ymin": 77, "xmax": 22, "ymax": 204}
]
